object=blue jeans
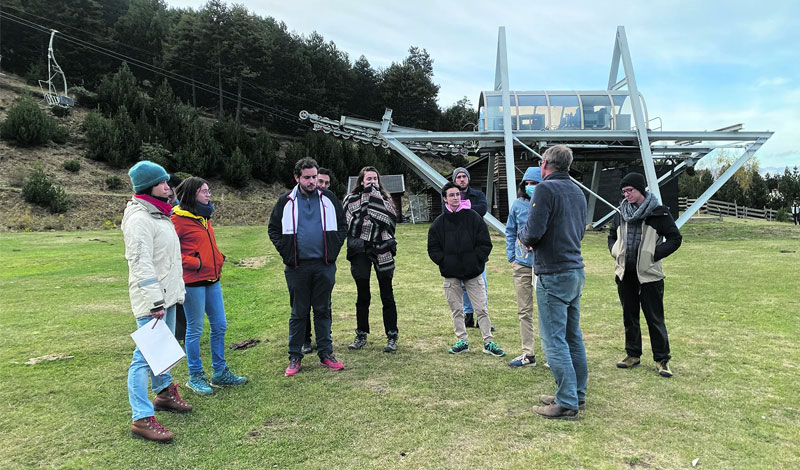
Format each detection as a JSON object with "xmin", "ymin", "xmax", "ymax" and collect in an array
[
  {"xmin": 128, "ymin": 305, "xmax": 176, "ymax": 422},
  {"xmin": 285, "ymin": 261, "xmax": 336, "ymax": 359},
  {"xmin": 462, "ymin": 269, "xmax": 488, "ymax": 314},
  {"xmin": 536, "ymin": 269, "xmax": 587, "ymax": 410},
  {"xmin": 184, "ymin": 281, "xmax": 227, "ymax": 375}
]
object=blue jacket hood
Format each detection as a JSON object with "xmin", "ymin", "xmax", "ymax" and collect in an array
[{"xmin": 523, "ymin": 166, "xmax": 542, "ymax": 183}]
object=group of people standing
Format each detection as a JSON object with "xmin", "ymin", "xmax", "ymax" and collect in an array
[{"xmin": 120, "ymin": 144, "xmax": 683, "ymax": 443}]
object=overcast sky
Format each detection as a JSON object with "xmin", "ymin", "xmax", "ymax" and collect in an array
[{"xmin": 166, "ymin": 0, "xmax": 799, "ymax": 170}]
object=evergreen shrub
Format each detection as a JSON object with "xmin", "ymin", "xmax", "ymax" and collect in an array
[
  {"xmin": 69, "ymin": 86, "xmax": 99, "ymax": 108},
  {"xmin": 22, "ymin": 166, "xmax": 71, "ymax": 213},
  {"xmin": 83, "ymin": 111, "xmax": 114, "ymax": 161},
  {"xmin": 0, "ymin": 95, "xmax": 54, "ymax": 146},
  {"xmin": 51, "ymin": 125, "xmax": 69, "ymax": 144},
  {"xmin": 223, "ymin": 147, "xmax": 251, "ymax": 188},
  {"xmin": 105, "ymin": 175, "xmax": 124, "ymax": 190},
  {"xmin": 139, "ymin": 142, "xmax": 172, "ymax": 170},
  {"xmin": 63, "ymin": 160, "xmax": 81, "ymax": 172}
]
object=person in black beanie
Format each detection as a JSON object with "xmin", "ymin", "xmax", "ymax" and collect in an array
[{"xmin": 608, "ymin": 172, "xmax": 682, "ymax": 378}]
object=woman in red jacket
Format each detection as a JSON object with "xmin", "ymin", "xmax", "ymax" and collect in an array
[{"xmin": 172, "ymin": 177, "xmax": 246, "ymax": 395}]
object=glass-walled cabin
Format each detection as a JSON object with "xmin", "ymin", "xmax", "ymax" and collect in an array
[{"xmin": 477, "ymin": 90, "xmax": 647, "ymax": 132}]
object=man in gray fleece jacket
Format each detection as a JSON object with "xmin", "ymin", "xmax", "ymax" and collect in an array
[{"xmin": 519, "ymin": 145, "xmax": 588, "ymax": 421}]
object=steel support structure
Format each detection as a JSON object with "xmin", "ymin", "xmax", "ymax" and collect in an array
[
  {"xmin": 609, "ymin": 26, "xmax": 661, "ymax": 203},
  {"xmin": 495, "ymin": 27, "xmax": 518, "ymax": 210},
  {"xmin": 298, "ymin": 26, "xmax": 774, "ymax": 235},
  {"xmin": 675, "ymin": 137, "xmax": 769, "ymax": 227}
]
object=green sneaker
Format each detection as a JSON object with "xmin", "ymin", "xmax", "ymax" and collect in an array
[
  {"xmin": 449, "ymin": 340, "xmax": 469, "ymax": 354},
  {"xmin": 483, "ymin": 342, "xmax": 506, "ymax": 357},
  {"xmin": 211, "ymin": 366, "xmax": 247, "ymax": 386},
  {"xmin": 186, "ymin": 371, "xmax": 213, "ymax": 395}
]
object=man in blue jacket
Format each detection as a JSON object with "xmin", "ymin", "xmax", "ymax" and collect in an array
[
  {"xmin": 520, "ymin": 145, "xmax": 587, "ymax": 420},
  {"xmin": 268, "ymin": 158, "xmax": 347, "ymax": 377}
]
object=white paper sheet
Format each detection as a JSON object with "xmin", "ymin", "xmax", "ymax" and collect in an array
[{"xmin": 130, "ymin": 318, "xmax": 186, "ymax": 376}]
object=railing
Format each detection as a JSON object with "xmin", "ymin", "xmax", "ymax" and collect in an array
[{"xmin": 679, "ymin": 197, "xmax": 778, "ymax": 221}]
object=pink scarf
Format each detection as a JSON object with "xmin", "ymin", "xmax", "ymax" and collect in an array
[{"xmin": 134, "ymin": 194, "xmax": 173, "ymax": 216}]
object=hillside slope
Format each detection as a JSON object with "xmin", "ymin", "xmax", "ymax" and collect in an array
[{"xmin": 0, "ymin": 73, "xmax": 286, "ymax": 232}]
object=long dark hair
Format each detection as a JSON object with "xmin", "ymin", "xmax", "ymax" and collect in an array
[
  {"xmin": 350, "ymin": 166, "xmax": 392, "ymax": 201},
  {"xmin": 175, "ymin": 176, "xmax": 209, "ymax": 215}
]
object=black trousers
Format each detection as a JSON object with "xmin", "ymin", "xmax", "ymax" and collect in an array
[
  {"xmin": 350, "ymin": 252, "xmax": 398, "ymax": 334},
  {"xmin": 793, "ymin": 213, "xmax": 799, "ymax": 225},
  {"xmin": 285, "ymin": 260, "xmax": 335, "ymax": 359},
  {"xmin": 616, "ymin": 273, "xmax": 671, "ymax": 362}
]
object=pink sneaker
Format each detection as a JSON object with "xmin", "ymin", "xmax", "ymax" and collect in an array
[
  {"xmin": 285, "ymin": 356, "xmax": 301, "ymax": 376},
  {"xmin": 318, "ymin": 354, "xmax": 344, "ymax": 371}
]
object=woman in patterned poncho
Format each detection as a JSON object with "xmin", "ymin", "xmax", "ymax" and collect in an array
[{"xmin": 343, "ymin": 166, "xmax": 399, "ymax": 353}]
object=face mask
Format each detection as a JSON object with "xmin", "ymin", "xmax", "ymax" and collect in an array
[{"xmin": 525, "ymin": 185, "xmax": 536, "ymax": 198}]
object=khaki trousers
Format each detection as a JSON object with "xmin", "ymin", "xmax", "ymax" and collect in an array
[
  {"xmin": 444, "ymin": 275, "xmax": 493, "ymax": 343},
  {"xmin": 511, "ymin": 262, "xmax": 537, "ymax": 356}
]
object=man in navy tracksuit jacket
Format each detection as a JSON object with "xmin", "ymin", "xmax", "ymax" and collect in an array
[
  {"xmin": 268, "ymin": 158, "xmax": 347, "ymax": 376},
  {"xmin": 519, "ymin": 145, "xmax": 588, "ymax": 421}
]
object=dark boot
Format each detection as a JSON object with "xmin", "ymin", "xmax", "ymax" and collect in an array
[
  {"xmin": 384, "ymin": 330, "xmax": 398, "ymax": 353},
  {"xmin": 153, "ymin": 384, "xmax": 192, "ymax": 414},
  {"xmin": 348, "ymin": 330, "xmax": 368, "ymax": 350},
  {"xmin": 130, "ymin": 416, "xmax": 174, "ymax": 443},
  {"xmin": 464, "ymin": 313, "xmax": 475, "ymax": 328}
]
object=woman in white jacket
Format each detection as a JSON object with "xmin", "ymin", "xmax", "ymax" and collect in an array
[{"xmin": 122, "ymin": 161, "xmax": 192, "ymax": 444}]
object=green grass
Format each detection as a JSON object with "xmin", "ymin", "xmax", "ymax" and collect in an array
[{"xmin": 1, "ymin": 218, "xmax": 798, "ymax": 469}]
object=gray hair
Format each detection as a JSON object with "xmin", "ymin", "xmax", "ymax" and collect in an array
[{"xmin": 541, "ymin": 145, "xmax": 573, "ymax": 172}]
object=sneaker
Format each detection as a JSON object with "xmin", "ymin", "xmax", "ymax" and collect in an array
[
  {"xmin": 483, "ymin": 342, "xmax": 506, "ymax": 357},
  {"xmin": 319, "ymin": 354, "xmax": 344, "ymax": 370},
  {"xmin": 211, "ymin": 367, "xmax": 247, "ymax": 386},
  {"xmin": 532, "ymin": 403, "xmax": 579, "ymax": 421},
  {"xmin": 540, "ymin": 394, "xmax": 585, "ymax": 410},
  {"xmin": 348, "ymin": 330, "xmax": 368, "ymax": 350},
  {"xmin": 285, "ymin": 356, "xmax": 301, "ymax": 376},
  {"xmin": 448, "ymin": 340, "xmax": 470, "ymax": 354},
  {"xmin": 616, "ymin": 355, "xmax": 641, "ymax": 369},
  {"xmin": 508, "ymin": 354, "xmax": 536, "ymax": 367},
  {"xmin": 544, "ymin": 362, "xmax": 551, "ymax": 369},
  {"xmin": 153, "ymin": 384, "xmax": 193, "ymax": 413},
  {"xmin": 186, "ymin": 372, "xmax": 213, "ymax": 395},
  {"xmin": 130, "ymin": 416, "xmax": 173, "ymax": 443},
  {"xmin": 383, "ymin": 331, "xmax": 398, "ymax": 353},
  {"xmin": 301, "ymin": 342, "xmax": 313, "ymax": 355},
  {"xmin": 657, "ymin": 360, "xmax": 673, "ymax": 378}
]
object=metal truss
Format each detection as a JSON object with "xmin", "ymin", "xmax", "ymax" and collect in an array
[{"xmin": 300, "ymin": 26, "xmax": 774, "ymax": 233}]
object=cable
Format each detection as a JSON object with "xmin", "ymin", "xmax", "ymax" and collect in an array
[
  {"xmin": 3, "ymin": 5, "xmax": 386, "ymax": 122},
  {"xmin": 0, "ymin": 10, "xmax": 309, "ymax": 128}
]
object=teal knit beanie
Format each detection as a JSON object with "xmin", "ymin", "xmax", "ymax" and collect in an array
[{"xmin": 129, "ymin": 161, "xmax": 169, "ymax": 193}]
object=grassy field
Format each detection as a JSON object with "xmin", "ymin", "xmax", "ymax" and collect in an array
[{"xmin": 1, "ymin": 219, "xmax": 798, "ymax": 469}]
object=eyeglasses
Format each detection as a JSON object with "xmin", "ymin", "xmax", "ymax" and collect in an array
[
  {"xmin": 621, "ymin": 188, "xmax": 635, "ymax": 195},
  {"xmin": 538, "ymin": 160, "xmax": 546, "ymax": 167},
  {"xmin": 197, "ymin": 189, "xmax": 211, "ymax": 195}
]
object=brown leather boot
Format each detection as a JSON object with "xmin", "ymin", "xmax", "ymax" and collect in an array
[
  {"xmin": 539, "ymin": 395, "xmax": 586, "ymax": 410},
  {"xmin": 532, "ymin": 403, "xmax": 579, "ymax": 421},
  {"xmin": 153, "ymin": 383, "xmax": 192, "ymax": 413},
  {"xmin": 130, "ymin": 416, "xmax": 174, "ymax": 443}
]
